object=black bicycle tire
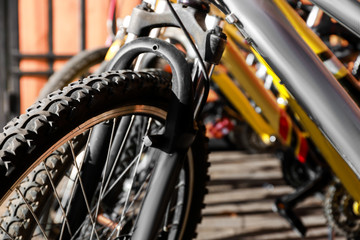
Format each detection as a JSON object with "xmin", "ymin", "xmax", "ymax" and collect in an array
[
  {"xmin": 37, "ymin": 46, "xmax": 108, "ymax": 100},
  {"xmin": 0, "ymin": 70, "xmax": 209, "ymax": 239}
]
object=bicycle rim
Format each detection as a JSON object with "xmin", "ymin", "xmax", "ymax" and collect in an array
[{"xmin": 0, "ymin": 71, "xmax": 203, "ymax": 239}]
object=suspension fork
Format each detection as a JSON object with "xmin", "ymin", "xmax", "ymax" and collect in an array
[
  {"xmin": 106, "ymin": 38, "xmax": 197, "ymax": 239},
  {"xmin": 96, "ymin": 2, "xmax": 225, "ymax": 237},
  {"xmin": 131, "ymin": 149, "xmax": 188, "ymax": 239},
  {"xmin": 104, "ymin": 23, "xmax": 225, "ymax": 240},
  {"xmin": 66, "ymin": 37, "xmax": 197, "ymax": 238}
]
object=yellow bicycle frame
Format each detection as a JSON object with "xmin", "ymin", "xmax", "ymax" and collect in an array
[
  {"xmin": 275, "ymin": 0, "xmax": 360, "ymax": 201},
  {"xmin": 214, "ymin": 0, "xmax": 360, "ymax": 201},
  {"xmin": 213, "ymin": 23, "xmax": 309, "ymax": 164}
]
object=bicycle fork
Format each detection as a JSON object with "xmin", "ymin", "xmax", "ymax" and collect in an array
[
  {"xmin": 83, "ymin": 36, "xmax": 220, "ymax": 240},
  {"xmin": 86, "ymin": 2, "xmax": 226, "ymax": 238}
]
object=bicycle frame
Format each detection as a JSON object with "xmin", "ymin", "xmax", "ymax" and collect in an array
[
  {"xmin": 248, "ymin": 0, "xmax": 360, "ymax": 202},
  {"xmin": 91, "ymin": 0, "xmax": 360, "ymax": 238},
  {"xmin": 213, "ymin": 0, "xmax": 360, "ymax": 202},
  {"xmin": 309, "ymin": 0, "xmax": 360, "ymax": 38},
  {"xmin": 206, "ymin": 0, "xmax": 360, "ymax": 206}
]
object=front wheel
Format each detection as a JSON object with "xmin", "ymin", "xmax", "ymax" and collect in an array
[{"xmin": 0, "ymin": 70, "xmax": 209, "ymax": 239}]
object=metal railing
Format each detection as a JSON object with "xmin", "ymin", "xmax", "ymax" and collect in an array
[{"xmin": 0, "ymin": 0, "xmax": 87, "ymax": 127}]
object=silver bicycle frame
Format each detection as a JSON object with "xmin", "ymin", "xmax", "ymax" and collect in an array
[
  {"xmin": 309, "ymin": 0, "xmax": 360, "ymax": 38},
  {"xmin": 220, "ymin": 0, "xmax": 360, "ymax": 178}
]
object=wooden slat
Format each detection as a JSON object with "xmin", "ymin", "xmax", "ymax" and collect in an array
[{"xmin": 196, "ymin": 151, "xmax": 346, "ymax": 240}]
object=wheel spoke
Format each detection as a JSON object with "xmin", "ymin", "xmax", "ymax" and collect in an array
[
  {"xmin": 62, "ymin": 131, "xmax": 93, "ymax": 240},
  {"xmin": 69, "ymin": 152, "xmax": 143, "ymax": 240},
  {"xmin": 163, "ymin": 201, "xmax": 172, "ymax": 232},
  {"xmin": 67, "ymin": 121, "xmax": 143, "ymax": 239},
  {"xmin": 102, "ymin": 152, "xmax": 140, "ymax": 198},
  {"xmin": 0, "ymin": 225, "xmax": 15, "ymax": 240},
  {"xmin": 122, "ymin": 172, "xmax": 152, "ymax": 217},
  {"xmin": 68, "ymin": 140, "xmax": 101, "ymax": 240},
  {"xmin": 108, "ymin": 117, "xmax": 153, "ymax": 239},
  {"xmin": 90, "ymin": 117, "xmax": 118, "ymax": 239},
  {"xmin": 16, "ymin": 188, "xmax": 49, "ymax": 240},
  {"xmin": 101, "ymin": 115, "xmax": 136, "ymax": 200},
  {"xmin": 100, "ymin": 172, "xmax": 153, "ymax": 238},
  {"xmin": 43, "ymin": 162, "xmax": 73, "ymax": 237}
]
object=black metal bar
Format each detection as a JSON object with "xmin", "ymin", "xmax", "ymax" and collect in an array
[
  {"xmin": 7, "ymin": 0, "xmax": 20, "ymax": 120},
  {"xmin": 12, "ymin": 70, "xmax": 55, "ymax": 77},
  {"xmin": 12, "ymin": 52, "xmax": 73, "ymax": 60},
  {"xmin": 48, "ymin": 0, "xmax": 54, "ymax": 77},
  {"xmin": 0, "ymin": 0, "xmax": 8, "ymax": 127},
  {"xmin": 80, "ymin": 0, "xmax": 86, "ymax": 50},
  {"xmin": 273, "ymin": 170, "xmax": 331, "ymax": 237}
]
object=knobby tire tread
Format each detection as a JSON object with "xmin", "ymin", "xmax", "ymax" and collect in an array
[{"xmin": 0, "ymin": 70, "xmax": 209, "ymax": 239}]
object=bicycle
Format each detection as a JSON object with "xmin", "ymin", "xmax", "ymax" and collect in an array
[
  {"xmin": 199, "ymin": 3, "xmax": 360, "ymax": 235},
  {"xmin": 1, "ymin": 0, "xmax": 360, "ymax": 239},
  {"xmin": 0, "ymin": 1, "xmax": 213, "ymax": 239}
]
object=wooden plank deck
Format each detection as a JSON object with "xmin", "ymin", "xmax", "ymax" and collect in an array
[{"xmin": 195, "ymin": 151, "xmax": 345, "ymax": 240}]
